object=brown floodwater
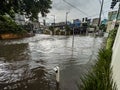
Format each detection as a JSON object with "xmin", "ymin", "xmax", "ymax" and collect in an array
[{"xmin": 0, "ymin": 34, "xmax": 103, "ymax": 90}]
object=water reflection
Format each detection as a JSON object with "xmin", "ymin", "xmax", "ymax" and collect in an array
[{"xmin": 0, "ymin": 43, "xmax": 29, "ymax": 61}]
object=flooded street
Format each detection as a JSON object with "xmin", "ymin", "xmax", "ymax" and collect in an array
[{"xmin": 0, "ymin": 34, "xmax": 103, "ymax": 90}]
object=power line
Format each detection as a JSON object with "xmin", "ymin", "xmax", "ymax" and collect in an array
[
  {"xmin": 62, "ymin": 0, "xmax": 107, "ymax": 19},
  {"xmin": 104, "ymin": 2, "xmax": 110, "ymax": 5},
  {"xmin": 60, "ymin": 0, "xmax": 72, "ymax": 11},
  {"xmin": 87, "ymin": 11, "xmax": 106, "ymax": 18},
  {"xmin": 52, "ymin": 0, "xmax": 118, "ymax": 21},
  {"xmin": 87, "ymin": 9, "xmax": 118, "ymax": 18},
  {"xmin": 63, "ymin": 0, "xmax": 88, "ymax": 16},
  {"xmin": 104, "ymin": 0, "xmax": 110, "ymax": 4},
  {"xmin": 99, "ymin": 0, "xmax": 102, "ymax": 5}
]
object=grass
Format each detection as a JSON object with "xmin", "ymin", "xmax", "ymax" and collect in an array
[
  {"xmin": 79, "ymin": 49, "xmax": 116, "ymax": 90},
  {"xmin": 78, "ymin": 29, "xmax": 118, "ymax": 90},
  {"xmin": 106, "ymin": 28, "xmax": 117, "ymax": 49}
]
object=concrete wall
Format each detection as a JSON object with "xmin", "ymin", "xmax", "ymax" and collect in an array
[
  {"xmin": 92, "ymin": 18, "xmax": 99, "ymax": 26},
  {"xmin": 107, "ymin": 20, "xmax": 120, "ymax": 33},
  {"xmin": 106, "ymin": 21, "xmax": 114, "ymax": 32},
  {"xmin": 111, "ymin": 25, "xmax": 120, "ymax": 90}
]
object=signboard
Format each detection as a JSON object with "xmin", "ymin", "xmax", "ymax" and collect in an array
[{"xmin": 108, "ymin": 11, "xmax": 120, "ymax": 21}]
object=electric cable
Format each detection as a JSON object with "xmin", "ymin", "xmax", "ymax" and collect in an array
[{"xmin": 63, "ymin": 0, "xmax": 88, "ymax": 16}]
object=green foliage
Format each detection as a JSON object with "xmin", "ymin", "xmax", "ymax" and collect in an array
[
  {"xmin": 49, "ymin": 26, "xmax": 54, "ymax": 35},
  {"xmin": 9, "ymin": 8, "xmax": 15, "ymax": 18},
  {"xmin": 108, "ymin": 28, "xmax": 117, "ymax": 40},
  {"xmin": 0, "ymin": 0, "xmax": 52, "ymax": 20},
  {"xmin": 0, "ymin": 0, "xmax": 52, "ymax": 34},
  {"xmin": 78, "ymin": 28, "xmax": 118, "ymax": 90},
  {"xmin": 65, "ymin": 25, "xmax": 71, "ymax": 31},
  {"xmin": 99, "ymin": 24, "xmax": 107, "ymax": 32},
  {"xmin": 49, "ymin": 26, "xmax": 54, "ymax": 31},
  {"xmin": 78, "ymin": 21, "xmax": 117, "ymax": 90},
  {"xmin": 106, "ymin": 29, "xmax": 117, "ymax": 49},
  {"xmin": 78, "ymin": 49, "xmax": 116, "ymax": 90},
  {"xmin": 0, "ymin": 15, "xmax": 26, "ymax": 34}
]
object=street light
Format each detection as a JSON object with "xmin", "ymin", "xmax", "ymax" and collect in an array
[{"xmin": 66, "ymin": 11, "xmax": 70, "ymax": 25}]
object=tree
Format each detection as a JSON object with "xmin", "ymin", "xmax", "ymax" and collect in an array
[
  {"xmin": 0, "ymin": 0, "xmax": 52, "ymax": 20},
  {"xmin": 65, "ymin": 25, "xmax": 71, "ymax": 31},
  {"xmin": 49, "ymin": 26, "xmax": 54, "ymax": 31},
  {"xmin": 99, "ymin": 24, "xmax": 107, "ymax": 32},
  {"xmin": 0, "ymin": 15, "xmax": 26, "ymax": 34}
]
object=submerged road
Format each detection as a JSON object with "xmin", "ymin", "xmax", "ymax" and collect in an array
[{"xmin": 0, "ymin": 34, "xmax": 103, "ymax": 90}]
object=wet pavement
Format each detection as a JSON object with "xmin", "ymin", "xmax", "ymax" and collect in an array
[{"xmin": 0, "ymin": 34, "xmax": 103, "ymax": 90}]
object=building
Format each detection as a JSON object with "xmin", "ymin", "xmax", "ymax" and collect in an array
[
  {"xmin": 33, "ymin": 21, "xmax": 40, "ymax": 30},
  {"xmin": 106, "ymin": 11, "xmax": 120, "ymax": 32},
  {"xmin": 73, "ymin": 19, "xmax": 81, "ymax": 27},
  {"xmin": 51, "ymin": 22, "xmax": 66, "ymax": 29},
  {"xmin": 15, "ymin": 14, "xmax": 25, "ymax": 25},
  {"xmin": 55, "ymin": 22, "xmax": 66, "ymax": 27},
  {"xmin": 92, "ymin": 18, "xmax": 99, "ymax": 26},
  {"xmin": 86, "ymin": 19, "xmax": 91, "ymax": 25}
]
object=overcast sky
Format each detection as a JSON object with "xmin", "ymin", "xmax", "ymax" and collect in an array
[{"xmin": 39, "ymin": 0, "xmax": 119, "ymax": 23}]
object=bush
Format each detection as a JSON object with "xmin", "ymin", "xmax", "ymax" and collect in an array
[
  {"xmin": 49, "ymin": 26, "xmax": 54, "ymax": 34},
  {"xmin": 0, "ymin": 15, "xmax": 27, "ymax": 34},
  {"xmin": 99, "ymin": 24, "xmax": 107, "ymax": 32},
  {"xmin": 78, "ymin": 49, "xmax": 116, "ymax": 90},
  {"xmin": 106, "ymin": 29, "xmax": 117, "ymax": 49},
  {"xmin": 78, "ymin": 28, "xmax": 118, "ymax": 90},
  {"xmin": 65, "ymin": 25, "xmax": 71, "ymax": 32}
]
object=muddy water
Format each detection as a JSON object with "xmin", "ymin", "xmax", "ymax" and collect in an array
[{"xmin": 0, "ymin": 34, "xmax": 103, "ymax": 90}]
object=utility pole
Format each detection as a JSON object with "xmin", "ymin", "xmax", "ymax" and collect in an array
[
  {"xmin": 51, "ymin": 15, "xmax": 55, "ymax": 35},
  {"xmin": 65, "ymin": 11, "xmax": 70, "ymax": 35},
  {"xmin": 43, "ymin": 19, "xmax": 46, "ymax": 26},
  {"xmin": 98, "ymin": 0, "xmax": 104, "ymax": 27},
  {"xmin": 66, "ymin": 12, "xmax": 69, "ymax": 25}
]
